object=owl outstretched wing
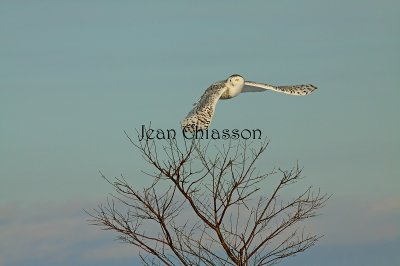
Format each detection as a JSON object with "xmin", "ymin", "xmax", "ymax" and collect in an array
[
  {"xmin": 243, "ymin": 81, "xmax": 317, "ymax": 96},
  {"xmin": 181, "ymin": 82, "xmax": 227, "ymax": 132}
]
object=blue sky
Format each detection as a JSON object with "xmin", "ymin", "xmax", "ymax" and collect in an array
[{"xmin": 1, "ymin": 0, "xmax": 399, "ymax": 265}]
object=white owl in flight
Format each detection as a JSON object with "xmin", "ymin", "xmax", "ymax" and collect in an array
[{"xmin": 181, "ymin": 74, "xmax": 317, "ymax": 132}]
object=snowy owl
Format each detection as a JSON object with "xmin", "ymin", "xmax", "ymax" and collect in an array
[{"xmin": 181, "ymin": 74, "xmax": 317, "ymax": 132}]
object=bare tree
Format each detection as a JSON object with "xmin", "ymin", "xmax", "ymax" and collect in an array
[{"xmin": 87, "ymin": 131, "xmax": 328, "ymax": 266}]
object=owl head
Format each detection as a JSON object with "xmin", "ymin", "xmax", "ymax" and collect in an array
[{"xmin": 227, "ymin": 74, "xmax": 245, "ymax": 87}]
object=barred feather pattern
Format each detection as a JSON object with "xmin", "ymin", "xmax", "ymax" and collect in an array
[
  {"xmin": 181, "ymin": 81, "xmax": 227, "ymax": 132},
  {"xmin": 243, "ymin": 81, "xmax": 317, "ymax": 96},
  {"xmin": 273, "ymin": 84, "xmax": 317, "ymax": 95}
]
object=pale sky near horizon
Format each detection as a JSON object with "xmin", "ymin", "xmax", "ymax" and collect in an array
[{"xmin": 1, "ymin": 1, "xmax": 399, "ymax": 265}]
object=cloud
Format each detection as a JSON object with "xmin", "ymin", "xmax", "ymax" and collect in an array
[
  {"xmin": 311, "ymin": 196, "xmax": 400, "ymax": 245},
  {"xmin": 0, "ymin": 199, "xmax": 135, "ymax": 265},
  {"xmin": 370, "ymin": 196, "xmax": 400, "ymax": 214},
  {"xmin": 0, "ymin": 202, "xmax": 19, "ymax": 225},
  {"xmin": 83, "ymin": 242, "xmax": 138, "ymax": 260}
]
